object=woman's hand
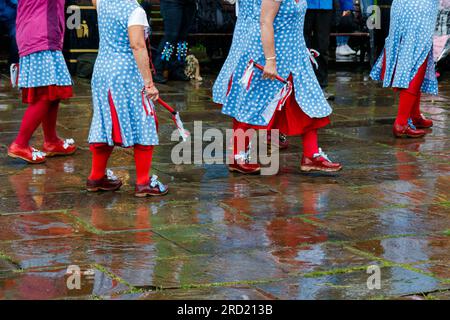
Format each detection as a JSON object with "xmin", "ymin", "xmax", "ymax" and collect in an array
[
  {"xmin": 145, "ymin": 83, "xmax": 159, "ymax": 101},
  {"xmin": 262, "ymin": 60, "xmax": 278, "ymax": 80}
]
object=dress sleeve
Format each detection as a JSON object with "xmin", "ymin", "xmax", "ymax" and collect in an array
[{"xmin": 128, "ymin": 7, "xmax": 150, "ymax": 28}]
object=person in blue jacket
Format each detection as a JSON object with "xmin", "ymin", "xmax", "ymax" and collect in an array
[
  {"xmin": 304, "ymin": 0, "xmax": 354, "ymax": 100},
  {"xmin": 0, "ymin": 0, "xmax": 19, "ymax": 65}
]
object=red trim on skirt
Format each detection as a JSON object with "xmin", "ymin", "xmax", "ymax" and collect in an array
[
  {"xmin": 233, "ymin": 74, "xmax": 330, "ymax": 135},
  {"xmin": 380, "ymin": 49, "xmax": 428, "ymax": 94},
  {"xmin": 106, "ymin": 90, "xmax": 159, "ymax": 148},
  {"xmin": 21, "ymin": 85, "xmax": 73, "ymax": 104},
  {"xmin": 108, "ymin": 91, "xmax": 124, "ymax": 146}
]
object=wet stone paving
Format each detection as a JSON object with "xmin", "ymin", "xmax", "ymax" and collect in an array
[{"xmin": 0, "ymin": 67, "xmax": 449, "ymax": 300}]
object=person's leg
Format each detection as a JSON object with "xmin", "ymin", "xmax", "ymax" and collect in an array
[
  {"xmin": 303, "ymin": 10, "xmax": 315, "ymax": 50},
  {"xmin": 394, "ymin": 58, "xmax": 428, "ymax": 137},
  {"xmin": 300, "ymin": 128, "xmax": 342, "ymax": 172},
  {"xmin": 88, "ymin": 144, "xmax": 114, "ymax": 181},
  {"xmin": 169, "ymin": 0, "xmax": 197, "ymax": 80},
  {"xmin": 410, "ymin": 62, "xmax": 434, "ymax": 128},
  {"xmin": 179, "ymin": 0, "xmax": 196, "ymax": 42},
  {"xmin": 41, "ymin": 100, "xmax": 60, "ymax": 143},
  {"xmin": 232, "ymin": 120, "xmax": 253, "ymax": 157},
  {"xmin": 41, "ymin": 99, "xmax": 77, "ymax": 156},
  {"xmin": 154, "ymin": 0, "xmax": 184, "ymax": 82},
  {"xmin": 134, "ymin": 145, "xmax": 168, "ymax": 197},
  {"xmin": 8, "ymin": 97, "xmax": 50, "ymax": 163},
  {"xmin": 302, "ymin": 129, "xmax": 319, "ymax": 158},
  {"xmin": 313, "ymin": 10, "xmax": 333, "ymax": 89},
  {"xmin": 336, "ymin": 36, "xmax": 350, "ymax": 56},
  {"xmin": 396, "ymin": 91, "xmax": 416, "ymax": 126},
  {"xmin": 86, "ymin": 143, "xmax": 122, "ymax": 192},
  {"xmin": 13, "ymin": 98, "xmax": 50, "ymax": 148},
  {"xmin": 336, "ymin": 36, "xmax": 346, "ymax": 47},
  {"xmin": 134, "ymin": 144, "xmax": 154, "ymax": 186},
  {"xmin": 229, "ymin": 119, "xmax": 260, "ymax": 174}
]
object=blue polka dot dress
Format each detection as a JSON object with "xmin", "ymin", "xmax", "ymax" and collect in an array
[
  {"xmin": 219, "ymin": 0, "xmax": 332, "ymax": 127},
  {"xmin": 88, "ymin": 0, "xmax": 159, "ymax": 147},
  {"xmin": 18, "ymin": 50, "xmax": 72, "ymax": 88},
  {"xmin": 212, "ymin": 0, "xmax": 257, "ymax": 104},
  {"xmin": 370, "ymin": 0, "xmax": 439, "ymax": 95}
]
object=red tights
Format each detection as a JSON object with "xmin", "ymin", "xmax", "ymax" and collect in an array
[
  {"xmin": 232, "ymin": 120, "xmax": 319, "ymax": 159},
  {"xmin": 89, "ymin": 144, "xmax": 154, "ymax": 185},
  {"xmin": 14, "ymin": 99, "xmax": 60, "ymax": 147},
  {"xmin": 396, "ymin": 59, "xmax": 427, "ymax": 126}
]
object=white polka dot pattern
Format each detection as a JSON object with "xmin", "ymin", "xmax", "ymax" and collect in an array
[
  {"xmin": 218, "ymin": 0, "xmax": 332, "ymax": 126},
  {"xmin": 370, "ymin": 0, "xmax": 439, "ymax": 95},
  {"xmin": 18, "ymin": 50, "xmax": 72, "ymax": 88},
  {"xmin": 212, "ymin": 0, "xmax": 256, "ymax": 104},
  {"xmin": 88, "ymin": 0, "xmax": 159, "ymax": 147}
]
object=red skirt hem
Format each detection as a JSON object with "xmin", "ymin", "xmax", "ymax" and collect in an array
[{"xmin": 22, "ymin": 85, "xmax": 73, "ymax": 104}]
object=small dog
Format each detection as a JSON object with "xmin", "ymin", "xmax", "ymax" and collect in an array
[{"xmin": 185, "ymin": 54, "xmax": 203, "ymax": 82}]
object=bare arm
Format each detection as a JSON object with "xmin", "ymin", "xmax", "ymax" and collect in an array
[
  {"xmin": 260, "ymin": 0, "xmax": 281, "ymax": 80},
  {"xmin": 92, "ymin": 0, "xmax": 96, "ymax": 8},
  {"xmin": 128, "ymin": 25, "xmax": 159, "ymax": 100}
]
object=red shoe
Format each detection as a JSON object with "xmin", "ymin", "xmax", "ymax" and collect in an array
[
  {"xmin": 228, "ymin": 151, "xmax": 261, "ymax": 174},
  {"xmin": 43, "ymin": 138, "xmax": 77, "ymax": 157},
  {"xmin": 135, "ymin": 175, "xmax": 169, "ymax": 197},
  {"xmin": 301, "ymin": 148, "xmax": 342, "ymax": 173},
  {"xmin": 86, "ymin": 170, "xmax": 123, "ymax": 192},
  {"xmin": 412, "ymin": 114, "xmax": 433, "ymax": 129},
  {"xmin": 7, "ymin": 142, "xmax": 46, "ymax": 164},
  {"xmin": 228, "ymin": 162, "xmax": 261, "ymax": 174},
  {"xmin": 393, "ymin": 122, "xmax": 426, "ymax": 138},
  {"xmin": 267, "ymin": 133, "xmax": 289, "ymax": 150}
]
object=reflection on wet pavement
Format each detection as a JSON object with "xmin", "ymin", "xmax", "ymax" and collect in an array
[{"xmin": 0, "ymin": 69, "xmax": 449, "ymax": 300}]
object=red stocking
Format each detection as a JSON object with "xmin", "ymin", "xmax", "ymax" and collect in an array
[
  {"xmin": 302, "ymin": 129, "xmax": 319, "ymax": 158},
  {"xmin": 410, "ymin": 92, "xmax": 422, "ymax": 120},
  {"xmin": 89, "ymin": 143, "xmax": 114, "ymax": 180},
  {"xmin": 14, "ymin": 99, "xmax": 50, "ymax": 147},
  {"xmin": 396, "ymin": 58, "xmax": 428, "ymax": 126},
  {"xmin": 42, "ymin": 100, "xmax": 61, "ymax": 143},
  {"xmin": 397, "ymin": 90, "xmax": 417, "ymax": 126},
  {"xmin": 134, "ymin": 144, "xmax": 154, "ymax": 186},
  {"xmin": 232, "ymin": 119, "xmax": 254, "ymax": 157}
]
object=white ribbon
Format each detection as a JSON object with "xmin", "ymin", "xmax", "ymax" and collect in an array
[
  {"xmin": 31, "ymin": 148, "xmax": 46, "ymax": 161},
  {"xmin": 239, "ymin": 61, "xmax": 255, "ymax": 90},
  {"xmin": 234, "ymin": 142, "xmax": 252, "ymax": 163},
  {"xmin": 313, "ymin": 148, "xmax": 331, "ymax": 162},
  {"xmin": 10, "ymin": 63, "xmax": 19, "ymax": 88},
  {"xmin": 106, "ymin": 169, "xmax": 118, "ymax": 181},
  {"xmin": 261, "ymin": 81, "xmax": 293, "ymax": 123},
  {"xmin": 63, "ymin": 138, "xmax": 75, "ymax": 150},
  {"xmin": 175, "ymin": 112, "xmax": 189, "ymax": 142},
  {"xmin": 150, "ymin": 175, "xmax": 167, "ymax": 192},
  {"xmin": 309, "ymin": 49, "xmax": 320, "ymax": 70}
]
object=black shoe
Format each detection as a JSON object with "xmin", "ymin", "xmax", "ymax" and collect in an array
[{"xmin": 153, "ymin": 73, "xmax": 168, "ymax": 84}]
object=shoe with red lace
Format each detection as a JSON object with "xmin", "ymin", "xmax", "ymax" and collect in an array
[
  {"xmin": 7, "ymin": 142, "xmax": 46, "ymax": 164},
  {"xmin": 411, "ymin": 114, "xmax": 433, "ymax": 129},
  {"xmin": 135, "ymin": 175, "xmax": 169, "ymax": 197},
  {"xmin": 86, "ymin": 169, "xmax": 123, "ymax": 192},
  {"xmin": 393, "ymin": 121, "xmax": 426, "ymax": 138},
  {"xmin": 43, "ymin": 138, "xmax": 77, "ymax": 157},
  {"xmin": 228, "ymin": 150, "xmax": 261, "ymax": 174},
  {"xmin": 300, "ymin": 148, "xmax": 342, "ymax": 172}
]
